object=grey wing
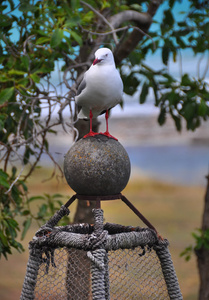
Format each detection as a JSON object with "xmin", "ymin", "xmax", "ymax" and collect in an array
[
  {"xmin": 75, "ymin": 77, "xmax": 87, "ymax": 115},
  {"xmin": 76, "ymin": 77, "xmax": 86, "ymax": 96}
]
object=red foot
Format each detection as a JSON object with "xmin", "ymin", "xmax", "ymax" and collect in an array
[
  {"xmin": 83, "ymin": 131, "xmax": 99, "ymax": 138},
  {"xmin": 100, "ymin": 131, "xmax": 118, "ymax": 141}
]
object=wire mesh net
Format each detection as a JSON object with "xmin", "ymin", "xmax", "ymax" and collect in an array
[
  {"xmin": 108, "ymin": 246, "xmax": 169, "ymax": 300},
  {"xmin": 34, "ymin": 245, "xmax": 169, "ymax": 300},
  {"xmin": 34, "ymin": 248, "xmax": 92, "ymax": 300}
]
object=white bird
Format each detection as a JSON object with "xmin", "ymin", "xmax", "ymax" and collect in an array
[{"xmin": 75, "ymin": 47, "xmax": 123, "ymax": 139}]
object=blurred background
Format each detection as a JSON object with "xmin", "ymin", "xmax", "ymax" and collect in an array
[
  {"xmin": 1, "ymin": 110, "xmax": 208, "ymax": 300},
  {"xmin": 1, "ymin": 0, "xmax": 209, "ymax": 299}
]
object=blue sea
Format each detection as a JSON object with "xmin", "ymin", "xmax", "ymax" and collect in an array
[
  {"xmin": 48, "ymin": 141, "xmax": 209, "ymax": 187},
  {"xmin": 125, "ymin": 144, "xmax": 209, "ymax": 186}
]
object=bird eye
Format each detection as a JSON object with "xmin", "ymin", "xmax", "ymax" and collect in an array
[{"xmin": 105, "ymin": 54, "xmax": 108, "ymax": 57}]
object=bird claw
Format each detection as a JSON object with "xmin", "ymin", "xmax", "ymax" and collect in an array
[
  {"xmin": 100, "ymin": 131, "xmax": 118, "ymax": 141},
  {"xmin": 83, "ymin": 131, "xmax": 99, "ymax": 139}
]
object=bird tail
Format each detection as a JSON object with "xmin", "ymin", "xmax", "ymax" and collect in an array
[{"xmin": 77, "ymin": 109, "xmax": 88, "ymax": 120}]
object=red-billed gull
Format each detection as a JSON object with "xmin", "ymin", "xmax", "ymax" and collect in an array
[{"xmin": 75, "ymin": 48, "xmax": 123, "ymax": 139}]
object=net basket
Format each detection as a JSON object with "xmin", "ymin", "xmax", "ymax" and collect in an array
[{"xmin": 20, "ymin": 205, "xmax": 182, "ymax": 300}]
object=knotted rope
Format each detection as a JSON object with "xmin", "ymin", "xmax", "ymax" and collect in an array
[
  {"xmin": 86, "ymin": 209, "xmax": 109, "ymax": 300},
  {"xmin": 20, "ymin": 199, "xmax": 183, "ymax": 300}
]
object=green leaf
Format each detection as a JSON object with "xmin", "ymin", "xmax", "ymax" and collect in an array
[
  {"xmin": 30, "ymin": 73, "xmax": 40, "ymax": 83},
  {"xmin": 198, "ymin": 100, "xmax": 208, "ymax": 116},
  {"xmin": 36, "ymin": 37, "xmax": 51, "ymax": 45},
  {"xmin": 71, "ymin": 0, "xmax": 80, "ymax": 10},
  {"xmin": 82, "ymin": 11, "xmax": 94, "ymax": 24},
  {"xmin": 181, "ymin": 74, "xmax": 191, "ymax": 86},
  {"xmin": 0, "ymin": 169, "xmax": 8, "ymax": 179},
  {"xmin": 164, "ymin": 9, "xmax": 174, "ymax": 27},
  {"xmin": 44, "ymin": 139, "xmax": 49, "ymax": 151},
  {"xmin": 19, "ymin": 180, "xmax": 28, "ymax": 192},
  {"xmin": 21, "ymin": 210, "xmax": 30, "ymax": 216},
  {"xmin": 202, "ymin": 22, "xmax": 209, "ymax": 36},
  {"xmin": 0, "ymin": 87, "xmax": 14, "ymax": 104},
  {"xmin": 180, "ymin": 245, "xmax": 193, "ymax": 261},
  {"xmin": 52, "ymin": 193, "xmax": 63, "ymax": 198},
  {"xmin": 0, "ymin": 231, "xmax": 9, "ymax": 247},
  {"xmin": 168, "ymin": 91, "xmax": 179, "ymax": 105},
  {"xmin": 130, "ymin": 4, "xmax": 142, "ymax": 11},
  {"xmin": 8, "ymin": 69, "xmax": 26, "ymax": 76},
  {"xmin": 129, "ymin": 52, "xmax": 141, "ymax": 66},
  {"xmin": 33, "ymin": 29, "xmax": 49, "ymax": 37},
  {"xmin": 140, "ymin": 82, "xmax": 149, "ymax": 104},
  {"xmin": 70, "ymin": 30, "xmax": 82, "ymax": 45},
  {"xmin": 17, "ymin": 78, "xmax": 29, "ymax": 88},
  {"xmin": 158, "ymin": 108, "xmax": 166, "ymax": 126},
  {"xmin": 176, "ymin": 36, "xmax": 186, "ymax": 48},
  {"xmin": 182, "ymin": 103, "xmax": 196, "ymax": 121},
  {"xmin": 21, "ymin": 56, "xmax": 29, "ymax": 70},
  {"xmin": 162, "ymin": 45, "xmax": 170, "ymax": 65},
  {"xmin": 50, "ymin": 28, "xmax": 63, "ymax": 48},
  {"xmin": 6, "ymin": 219, "xmax": 19, "ymax": 229},
  {"xmin": 6, "ymin": 224, "xmax": 17, "ymax": 240},
  {"xmin": 0, "ymin": 114, "xmax": 6, "ymax": 130},
  {"xmin": 21, "ymin": 218, "xmax": 31, "ymax": 240},
  {"xmin": 122, "ymin": 72, "xmax": 139, "ymax": 95},
  {"xmin": 0, "ymin": 177, "xmax": 10, "ymax": 188},
  {"xmin": 38, "ymin": 204, "xmax": 48, "ymax": 218},
  {"xmin": 27, "ymin": 195, "xmax": 45, "ymax": 203},
  {"xmin": 173, "ymin": 50, "xmax": 177, "ymax": 63},
  {"xmin": 19, "ymin": 3, "xmax": 37, "ymax": 12},
  {"xmin": 171, "ymin": 113, "xmax": 182, "ymax": 131}
]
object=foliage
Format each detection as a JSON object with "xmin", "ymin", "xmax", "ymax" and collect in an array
[
  {"xmin": 121, "ymin": 1, "xmax": 209, "ymax": 131},
  {"xmin": 180, "ymin": 228, "xmax": 209, "ymax": 261},
  {"xmin": 0, "ymin": 166, "xmax": 70, "ymax": 259},
  {"xmin": 0, "ymin": 0, "xmax": 209, "ymax": 258}
]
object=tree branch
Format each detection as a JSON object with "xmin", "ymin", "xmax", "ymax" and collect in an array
[
  {"xmin": 109, "ymin": 0, "xmax": 163, "ymax": 65},
  {"xmin": 109, "ymin": 10, "xmax": 152, "ymax": 28},
  {"xmin": 79, "ymin": 25, "xmax": 155, "ymax": 50},
  {"xmin": 80, "ymin": 0, "xmax": 118, "ymax": 44}
]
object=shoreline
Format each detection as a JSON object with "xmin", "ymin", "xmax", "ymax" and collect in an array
[{"xmin": 48, "ymin": 114, "xmax": 209, "ymax": 148}]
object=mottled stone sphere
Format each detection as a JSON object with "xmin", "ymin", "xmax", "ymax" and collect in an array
[{"xmin": 64, "ymin": 134, "xmax": 131, "ymax": 196}]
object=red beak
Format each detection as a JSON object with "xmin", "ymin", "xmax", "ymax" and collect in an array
[{"xmin": 93, "ymin": 58, "xmax": 102, "ymax": 65}]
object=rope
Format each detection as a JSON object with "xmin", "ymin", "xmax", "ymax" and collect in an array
[
  {"xmin": 35, "ymin": 205, "xmax": 70, "ymax": 238},
  {"xmin": 104, "ymin": 222, "xmax": 141, "ymax": 234},
  {"xmin": 20, "ymin": 208, "xmax": 182, "ymax": 300},
  {"xmin": 93, "ymin": 208, "xmax": 104, "ymax": 235},
  {"xmin": 31, "ymin": 225, "xmax": 158, "ymax": 252},
  {"xmin": 154, "ymin": 240, "xmax": 183, "ymax": 300},
  {"xmin": 87, "ymin": 249, "xmax": 105, "ymax": 270},
  {"xmin": 44, "ymin": 205, "xmax": 70, "ymax": 228},
  {"xmin": 88, "ymin": 249, "xmax": 107, "ymax": 300},
  {"xmin": 87, "ymin": 210, "xmax": 108, "ymax": 300},
  {"xmin": 104, "ymin": 250, "xmax": 110, "ymax": 300},
  {"xmin": 20, "ymin": 246, "xmax": 42, "ymax": 300},
  {"xmin": 105, "ymin": 228, "xmax": 158, "ymax": 251}
]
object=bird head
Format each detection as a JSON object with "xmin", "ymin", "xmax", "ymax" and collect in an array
[{"xmin": 93, "ymin": 48, "xmax": 115, "ymax": 66}]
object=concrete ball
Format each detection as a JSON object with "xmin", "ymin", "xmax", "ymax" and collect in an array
[{"xmin": 64, "ymin": 134, "xmax": 131, "ymax": 196}]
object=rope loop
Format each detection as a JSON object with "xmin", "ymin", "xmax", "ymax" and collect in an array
[{"xmin": 87, "ymin": 249, "xmax": 106, "ymax": 270}]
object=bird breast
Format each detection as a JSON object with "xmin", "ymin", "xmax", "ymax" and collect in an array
[
  {"xmin": 84, "ymin": 67, "xmax": 122, "ymax": 102},
  {"xmin": 75, "ymin": 63, "xmax": 123, "ymax": 119}
]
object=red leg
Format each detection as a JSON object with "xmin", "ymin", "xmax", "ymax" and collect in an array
[
  {"xmin": 89, "ymin": 109, "xmax": 93, "ymax": 133},
  {"xmin": 83, "ymin": 110, "xmax": 99, "ymax": 138},
  {"xmin": 105, "ymin": 110, "xmax": 109, "ymax": 134},
  {"xmin": 101, "ymin": 110, "xmax": 118, "ymax": 140}
]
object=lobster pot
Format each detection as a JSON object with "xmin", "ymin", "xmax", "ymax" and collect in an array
[{"xmin": 20, "ymin": 206, "xmax": 182, "ymax": 300}]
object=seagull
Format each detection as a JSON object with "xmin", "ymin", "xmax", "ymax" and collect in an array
[{"xmin": 75, "ymin": 47, "xmax": 123, "ymax": 140}]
